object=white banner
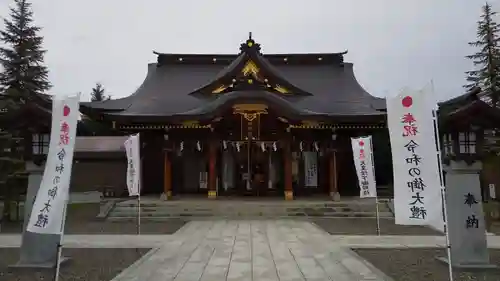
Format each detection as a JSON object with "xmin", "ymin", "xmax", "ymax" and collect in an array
[
  {"xmin": 124, "ymin": 134, "xmax": 141, "ymax": 196},
  {"xmin": 304, "ymin": 152, "xmax": 318, "ymax": 187},
  {"xmin": 387, "ymin": 87, "xmax": 443, "ymax": 226},
  {"xmin": 351, "ymin": 136, "xmax": 377, "ymax": 198},
  {"xmin": 27, "ymin": 94, "xmax": 80, "ymax": 234}
]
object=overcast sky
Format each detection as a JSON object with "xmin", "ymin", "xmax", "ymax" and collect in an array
[{"xmin": 0, "ymin": 0, "xmax": 497, "ymax": 102}]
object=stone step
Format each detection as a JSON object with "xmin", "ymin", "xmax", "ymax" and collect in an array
[
  {"xmin": 106, "ymin": 200, "xmax": 394, "ymax": 220},
  {"xmin": 111, "ymin": 206, "xmax": 391, "ymax": 214},
  {"xmin": 111, "ymin": 206, "xmax": 391, "ymax": 212},
  {"xmin": 113, "ymin": 202, "xmax": 392, "ymax": 208},
  {"xmin": 108, "ymin": 209, "xmax": 392, "ymax": 218},
  {"xmin": 108, "ymin": 211, "xmax": 393, "ymax": 220},
  {"xmin": 115, "ymin": 202, "xmax": 390, "ymax": 208}
]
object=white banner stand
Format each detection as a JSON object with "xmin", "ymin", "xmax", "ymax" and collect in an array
[
  {"xmin": 368, "ymin": 137, "xmax": 381, "ymax": 236},
  {"xmin": 137, "ymin": 195, "xmax": 141, "ymax": 235}
]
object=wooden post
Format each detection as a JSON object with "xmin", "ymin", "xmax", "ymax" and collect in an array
[
  {"xmin": 284, "ymin": 140, "xmax": 293, "ymax": 200},
  {"xmin": 208, "ymin": 141, "xmax": 217, "ymax": 199},
  {"xmin": 329, "ymin": 150, "xmax": 340, "ymax": 201},
  {"xmin": 163, "ymin": 151, "xmax": 172, "ymax": 200}
]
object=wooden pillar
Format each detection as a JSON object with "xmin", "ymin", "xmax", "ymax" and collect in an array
[
  {"xmin": 208, "ymin": 141, "xmax": 217, "ymax": 199},
  {"xmin": 329, "ymin": 150, "xmax": 340, "ymax": 201},
  {"xmin": 284, "ymin": 139, "xmax": 293, "ymax": 200},
  {"xmin": 163, "ymin": 150, "xmax": 172, "ymax": 200}
]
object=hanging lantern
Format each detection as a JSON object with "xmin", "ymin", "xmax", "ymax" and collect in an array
[
  {"xmin": 236, "ymin": 142, "xmax": 241, "ymax": 152},
  {"xmin": 179, "ymin": 141, "xmax": 184, "ymax": 152},
  {"xmin": 196, "ymin": 141, "xmax": 201, "ymax": 151}
]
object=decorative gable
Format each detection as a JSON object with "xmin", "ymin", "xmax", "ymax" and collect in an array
[{"xmin": 190, "ymin": 35, "xmax": 310, "ymax": 97}]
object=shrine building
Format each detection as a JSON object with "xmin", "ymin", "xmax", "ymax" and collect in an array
[
  {"xmin": 79, "ymin": 36, "xmax": 392, "ymax": 200},
  {"xmin": 4, "ymin": 35, "xmax": 499, "ymax": 203}
]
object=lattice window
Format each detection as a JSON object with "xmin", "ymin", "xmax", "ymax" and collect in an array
[
  {"xmin": 458, "ymin": 131, "xmax": 476, "ymax": 154},
  {"xmin": 442, "ymin": 133, "xmax": 453, "ymax": 156},
  {"xmin": 32, "ymin": 133, "xmax": 49, "ymax": 155}
]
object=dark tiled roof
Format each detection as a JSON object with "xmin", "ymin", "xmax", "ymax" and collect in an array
[
  {"xmin": 438, "ymin": 87, "xmax": 500, "ymax": 129},
  {"xmin": 177, "ymin": 90, "xmax": 312, "ymax": 118},
  {"xmin": 81, "ymin": 40, "xmax": 385, "ymax": 119},
  {"xmin": 438, "ymin": 87, "xmax": 481, "ymax": 108}
]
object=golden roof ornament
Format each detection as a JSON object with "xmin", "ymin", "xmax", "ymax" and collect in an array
[{"xmin": 240, "ymin": 32, "xmax": 261, "ymax": 53}]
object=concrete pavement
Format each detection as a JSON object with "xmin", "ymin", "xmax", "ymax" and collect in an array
[{"xmin": 2, "ymin": 220, "xmax": 499, "ymax": 281}]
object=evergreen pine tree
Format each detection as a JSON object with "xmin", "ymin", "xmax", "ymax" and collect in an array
[
  {"xmin": 0, "ymin": 0, "xmax": 51, "ymax": 95},
  {"xmin": 81, "ymin": 83, "xmax": 114, "ymax": 135},
  {"xmin": 90, "ymin": 82, "xmax": 110, "ymax": 101},
  {"xmin": 465, "ymin": 2, "xmax": 500, "ymax": 106},
  {"xmin": 0, "ymin": 124, "xmax": 27, "ymax": 221},
  {"xmin": 0, "ymin": 0, "xmax": 50, "ymax": 222},
  {"xmin": 0, "ymin": 89, "xmax": 29, "ymax": 223}
]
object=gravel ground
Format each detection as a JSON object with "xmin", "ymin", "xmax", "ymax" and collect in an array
[
  {"xmin": 0, "ymin": 203, "xmax": 186, "ymax": 234},
  {"xmin": 312, "ymin": 218, "xmax": 442, "ymax": 235},
  {"xmin": 0, "ymin": 247, "xmax": 150, "ymax": 281},
  {"xmin": 354, "ymin": 248, "xmax": 500, "ymax": 281}
]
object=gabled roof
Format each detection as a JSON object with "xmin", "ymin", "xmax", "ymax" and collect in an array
[
  {"xmin": 185, "ymin": 38, "xmax": 316, "ymax": 97},
  {"xmin": 438, "ymin": 87, "xmax": 481, "ymax": 109},
  {"xmin": 80, "ymin": 36, "xmax": 385, "ymax": 121},
  {"xmin": 439, "ymin": 87, "xmax": 500, "ymax": 129}
]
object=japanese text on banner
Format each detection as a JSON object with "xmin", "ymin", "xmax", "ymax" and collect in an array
[
  {"xmin": 351, "ymin": 136, "xmax": 377, "ymax": 198},
  {"xmin": 401, "ymin": 107, "xmax": 427, "ymax": 220},
  {"xmin": 27, "ymin": 94, "xmax": 80, "ymax": 234},
  {"xmin": 387, "ymin": 88, "xmax": 443, "ymax": 226},
  {"xmin": 124, "ymin": 134, "xmax": 140, "ymax": 196}
]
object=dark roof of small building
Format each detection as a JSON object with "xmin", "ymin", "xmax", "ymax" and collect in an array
[
  {"xmin": 438, "ymin": 87, "xmax": 481, "ymax": 109},
  {"xmin": 438, "ymin": 87, "xmax": 500, "ymax": 129},
  {"xmin": 75, "ymin": 136, "xmax": 127, "ymax": 152},
  {"xmin": 80, "ymin": 37, "xmax": 386, "ymax": 120}
]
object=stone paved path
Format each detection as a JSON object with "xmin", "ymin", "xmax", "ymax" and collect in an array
[
  {"xmin": 110, "ymin": 220, "xmax": 394, "ymax": 281},
  {"xmin": 2, "ymin": 220, "xmax": 500, "ymax": 281}
]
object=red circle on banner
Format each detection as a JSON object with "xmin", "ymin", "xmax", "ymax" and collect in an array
[
  {"xmin": 63, "ymin": 105, "xmax": 70, "ymax": 116},
  {"xmin": 358, "ymin": 140, "xmax": 364, "ymax": 146},
  {"xmin": 402, "ymin": 96, "xmax": 413, "ymax": 107}
]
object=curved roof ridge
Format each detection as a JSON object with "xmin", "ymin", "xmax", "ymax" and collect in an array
[
  {"xmin": 187, "ymin": 53, "xmax": 247, "ymax": 95},
  {"xmin": 152, "ymin": 51, "xmax": 349, "ymax": 56},
  {"xmin": 81, "ymin": 37, "xmax": 385, "ymax": 119},
  {"xmin": 185, "ymin": 38, "xmax": 315, "ymax": 97},
  {"xmin": 345, "ymin": 63, "xmax": 386, "ymax": 110},
  {"xmin": 177, "ymin": 90, "xmax": 308, "ymax": 116},
  {"xmin": 80, "ymin": 63, "xmax": 158, "ymax": 112},
  {"xmin": 251, "ymin": 53, "xmax": 313, "ymax": 96}
]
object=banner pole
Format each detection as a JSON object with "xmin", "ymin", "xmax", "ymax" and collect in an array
[
  {"xmin": 53, "ymin": 197, "xmax": 69, "ymax": 281},
  {"xmin": 368, "ymin": 136, "xmax": 381, "ymax": 236},
  {"xmin": 432, "ymin": 106, "xmax": 453, "ymax": 281},
  {"xmin": 375, "ymin": 197, "xmax": 381, "ymax": 236},
  {"xmin": 430, "ymin": 79, "xmax": 453, "ymax": 281},
  {"xmin": 137, "ymin": 133, "xmax": 142, "ymax": 236},
  {"xmin": 137, "ymin": 195, "xmax": 141, "ymax": 235}
]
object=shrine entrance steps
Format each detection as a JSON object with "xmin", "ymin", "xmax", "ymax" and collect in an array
[{"xmin": 105, "ymin": 197, "xmax": 394, "ymax": 221}]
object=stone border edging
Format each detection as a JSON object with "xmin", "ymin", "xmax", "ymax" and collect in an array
[
  {"xmin": 346, "ymin": 247, "xmax": 396, "ymax": 281},
  {"xmin": 109, "ymin": 247, "xmax": 161, "ymax": 281},
  {"xmin": 97, "ymin": 200, "xmax": 118, "ymax": 220}
]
